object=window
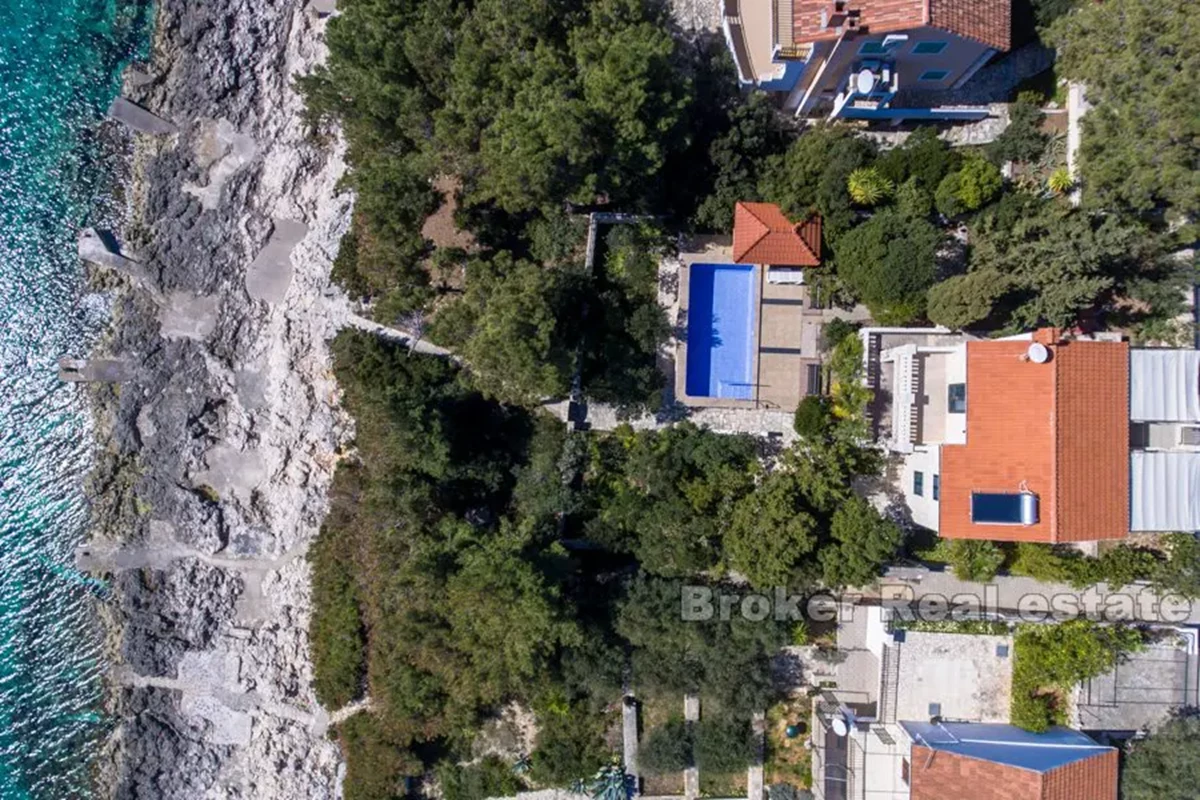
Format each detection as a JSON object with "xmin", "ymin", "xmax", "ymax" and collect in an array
[
  {"xmin": 948, "ymin": 383, "xmax": 966, "ymax": 413},
  {"xmin": 858, "ymin": 41, "xmax": 887, "ymax": 55},
  {"xmin": 932, "ymin": 474, "xmax": 940, "ymax": 501},
  {"xmin": 919, "ymin": 69, "xmax": 950, "ymax": 81},
  {"xmin": 901, "ymin": 758, "xmax": 910, "ymax": 786},
  {"xmin": 912, "ymin": 41, "xmax": 947, "ymax": 55},
  {"xmin": 913, "ymin": 471, "xmax": 924, "ymax": 497},
  {"xmin": 971, "ymin": 492, "xmax": 1039, "ymax": 524}
]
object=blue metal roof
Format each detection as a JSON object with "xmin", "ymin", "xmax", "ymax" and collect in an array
[{"xmin": 899, "ymin": 722, "xmax": 1114, "ymax": 773}]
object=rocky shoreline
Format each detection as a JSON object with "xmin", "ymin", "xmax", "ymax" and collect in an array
[{"xmin": 83, "ymin": 1, "xmax": 354, "ymax": 796}]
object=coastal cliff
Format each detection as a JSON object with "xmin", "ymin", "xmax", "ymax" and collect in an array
[{"xmin": 85, "ymin": 1, "xmax": 354, "ymax": 796}]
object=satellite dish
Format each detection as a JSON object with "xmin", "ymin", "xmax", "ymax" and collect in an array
[
  {"xmin": 831, "ymin": 716, "xmax": 848, "ymax": 737},
  {"xmin": 855, "ymin": 69, "xmax": 876, "ymax": 95},
  {"xmin": 1027, "ymin": 342, "xmax": 1050, "ymax": 363}
]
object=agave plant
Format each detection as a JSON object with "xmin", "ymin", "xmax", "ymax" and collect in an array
[
  {"xmin": 1047, "ymin": 166, "xmax": 1073, "ymax": 195},
  {"xmin": 847, "ymin": 166, "xmax": 894, "ymax": 207},
  {"xmin": 589, "ymin": 763, "xmax": 633, "ymax": 800}
]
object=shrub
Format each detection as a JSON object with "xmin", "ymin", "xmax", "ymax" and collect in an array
[
  {"xmin": 439, "ymin": 756, "xmax": 523, "ymax": 800},
  {"xmin": 895, "ymin": 177, "xmax": 934, "ymax": 219},
  {"xmin": 693, "ymin": 716, "xmax": 755, "ymax": 774},
  {"xmin": 935, "ymin": 156, "xmax": 1002, "ymax": 216},
  {"xmin": 987, "ymin": 92, "xmax": 1047, "ymax": 165},
  {"xmin": 1010, "ymin": 620, "xmax": 1144, "ymax": 732},
  {"xmin": 875, "ymin": 126, "xmax": 960, "ymax": 191},
  {"xmin": 640, "ymin": 718, "xmax": 692, "ymax": 775},
  {"xmin": 820, "ymin": 319, "xmax": 859, "ymax": 352},
  {"xmin": 341, "ymin": 714, "xmax": 422, "ymax": 800},
  {"xmin": 944, "ymin": 539, "xmax": 1005, "ymax": 582},
  {"xmin": 1047, "ymin": 167, "xmax": 1073, "ymax": 195},
  {"xmin": 791, "ymin": 621, "xmax": 811, "ymax": 647},
  {"xmin": 1120, "ymin": 711, "xmax": 1200, "ymax": 800},
  {"xmin": 846, "ymin": 167, "xmax": 894, "ymax": 207},
  {"xmin": 1009, "ymin": 543, "xmax": 1075, "ymax": 583},
  {"xmin": 1155, "ymin": 533, "xmax": 1200, "ymax": 599},
  {"xmin": 793, "ymin": 395, "xmax": 832, "ymax": 439},
  {"xmin": 529, "ymin": 706, "xmax": 611, "ymax": 786},
  {"xmin": 1010, "ymin": 543, "xmax": 1161, "ymax": 589}
]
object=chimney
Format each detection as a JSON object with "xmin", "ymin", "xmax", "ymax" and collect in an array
[
  {"xmin": 820, "ymin": 0, "xmax": 849, "ymax": 29},
  {"xmin": 1032, "ymin": 328, "xmax": 1062, "ymax": 346}
]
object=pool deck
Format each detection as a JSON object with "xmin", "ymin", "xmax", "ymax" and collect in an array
[{"xmin": 675, "ymin": 244, "xmax": 829, "ymax": 412}]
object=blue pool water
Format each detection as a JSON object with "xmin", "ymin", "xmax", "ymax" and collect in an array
[
  {"xmin": 685, "ymin": 264, "xmax": 757, "ymax": 400},
  {"xmin": 0, "ymin": 1, "xmax": 152, "ymax": 796}
]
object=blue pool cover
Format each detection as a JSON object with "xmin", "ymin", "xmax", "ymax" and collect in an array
[{"xmin": 685, "ymin": 264, "xmax": 757, "ymax": 399}]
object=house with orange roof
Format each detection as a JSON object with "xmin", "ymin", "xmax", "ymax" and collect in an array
[
  {"xmin": 861, "ymin": 326, "xmax": 1200, "ymax": 542},
  {"xmin": 722, "ymin": 0, "xmax": 1010, "ymax": 120}
]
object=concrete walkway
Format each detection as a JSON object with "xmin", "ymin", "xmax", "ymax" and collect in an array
[
  {"xmin": 747, "ymin": 711, "xmax": 765, "ymax": 800},
  {"xmin": 1066, "ymin": 82, "xmax": 1090, "ymax": 207},
  {"xmin": 77, "ymin": 525, "xmax": 310, "ymax": 626},
  {"xmin": 683, "ymin": 694, "xmax": 700, "ymax": 800},
  {"xmin": 623, "ymin": 695, "xmax": 640, "ymax": 779},
  {"xmin": 874, "ymin": 566, "xmax": 1200, "ymax": 625},
  {"xmin": 113, "ymin": 664, "xmax": 370, "ymax": 740}
]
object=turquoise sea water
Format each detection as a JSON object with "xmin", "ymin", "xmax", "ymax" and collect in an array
[{"xmin": 0, "ymin": 1, "xmax": 151, "ymax": 797}]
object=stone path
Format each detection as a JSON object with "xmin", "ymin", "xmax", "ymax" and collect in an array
[
  {"xmin": 77, "ymin": 524, "xmax": 308, "ymax": 625},
  {"xmin": 113, "ymin": 664, "xmax": 371, "ymax": 740}
]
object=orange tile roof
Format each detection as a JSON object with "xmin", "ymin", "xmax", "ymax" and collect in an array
[
  {"xmin": 929, "ymin": 0, "xmax": 1012, "ymax": 51},
  {"xmin": 939, "ymin": 335, "xmax": 1129, "ymax": 543},
  {"xmin": 792, "ymin": 0, "xmax": 1011, "ymax": 51},
  {"xmin": 732, "ymin": 202, "xmax": 822, "ymax": 267},
  {"xmin": 910, "ymin": 746, "xmax": 1118, "ymax": 800}
]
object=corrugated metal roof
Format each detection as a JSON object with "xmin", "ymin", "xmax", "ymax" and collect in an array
[
  {"xmin": 1130, "ymin": 450, "xmax": 1200, "ymax": 532},
  {"xmin": 1130, "ymin": 349, "xmax": 1200, "ymax": 422}
]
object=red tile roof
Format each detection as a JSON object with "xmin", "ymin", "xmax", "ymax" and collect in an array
[
  {"xmin": 929, "ymin": 0, "xmax": 1012, "ymax": 51},
  {"xmin": 910, "ymin": 746, "xmax": 1118, "ymax": 800},
  {"xmin": 939, "ymin": 333, "xmax": 1129, "ymax": 543},
  {"xmin": 792, "ymin": 0, "xmax": 1011, "ymax": 51},
  {"xmin": 732, "ymin": 202, "xmax": 822, "ymax": 267}
]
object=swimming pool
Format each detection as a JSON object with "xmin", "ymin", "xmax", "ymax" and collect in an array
[{"xmin": 685, "ymin": 263, "xmax": 757, "ymax": 400}]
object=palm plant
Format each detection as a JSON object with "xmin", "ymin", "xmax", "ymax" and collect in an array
[
  {"xmin": 1047, "ymin": 166, "xmax": 1074, "ymax": 195},
  {"xmin": 847, "ymin": 167, "xmax": 894, "ymax": 207},
  {"xmin": 589, "ymin": 763, "xmax": 633, "ymax": 800}
]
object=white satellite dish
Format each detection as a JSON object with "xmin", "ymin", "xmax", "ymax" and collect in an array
[
  {"xmin": 1027, "ymin": 342, "xmax": 1050, "ymax": 363},
  {"xmin": 855, "ymin": 69, "xmax": 876, "ymax": 95},
  {"xmin": 831, "ymin": 716, "xmax": 848, "ymax": 736}
]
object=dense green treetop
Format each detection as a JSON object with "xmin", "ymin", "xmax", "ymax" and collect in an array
[
  {"xmin": 1049, "ymin": 0, "xmax": 1200, "ymax": 217},
  {"xmin": 834, "ymin": 209, "xmax": 940, "ymax": 324},
  {"xmin": 1120, "ymin": 712, "xmax": 1200, "ymax": 800}
]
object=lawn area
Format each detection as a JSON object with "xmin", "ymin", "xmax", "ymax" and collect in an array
[
  {"xmin": 700, "ymin": 770, "xmax": 747, "ymax": 798},
  {"xmin": 764, "ymin": 696, "xmax": 813, "ymax": 790},
  {"xmin": 639, "ymin": 690, "xmax": 686, "ymax": 796}
]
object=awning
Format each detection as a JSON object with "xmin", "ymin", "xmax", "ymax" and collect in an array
[
  {"xmin": 1130, "ymin": 349, "xmax": 1200, "ymax": 422},
  {"xmin": 1130, "ymin": 451, "xmax": 1200, "ymax": 532}
]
